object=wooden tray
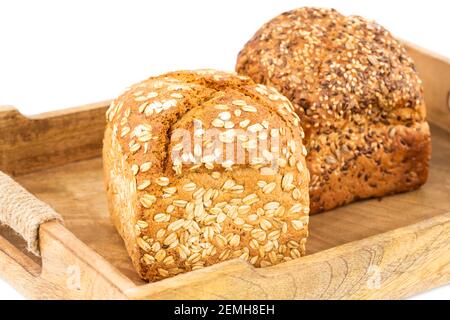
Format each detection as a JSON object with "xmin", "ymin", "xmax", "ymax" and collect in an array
[{"xmin": 0, "ymin": 42, "xmax": 449, "ymax": 300}]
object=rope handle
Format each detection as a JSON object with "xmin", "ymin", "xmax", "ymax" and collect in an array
[{"xmin": 0, "ymin": 171, "xmax": 62, "ymax": 256}]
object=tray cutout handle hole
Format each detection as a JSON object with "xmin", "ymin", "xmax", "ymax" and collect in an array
[{"xmin": 0, "ymin": 224, "xmax": 42, "ymax": 277}]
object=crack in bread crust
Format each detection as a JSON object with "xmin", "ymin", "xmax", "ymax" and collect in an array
[{"xmin": 104, "ymin": 69, "xmax": 310, "ymax": 281}]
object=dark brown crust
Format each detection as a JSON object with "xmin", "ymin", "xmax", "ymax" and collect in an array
[
  {"xmin": 236, "ymin": 7, "xmax": 431, "ymax": 214},
  {"xmin": 308, "ymin": 122, "xmax": 431, "ymax": 213}
]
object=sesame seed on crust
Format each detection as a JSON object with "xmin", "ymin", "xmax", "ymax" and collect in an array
[{"xmin": 236, "ymin": 7, "xmax": 431, "ymax": 214}]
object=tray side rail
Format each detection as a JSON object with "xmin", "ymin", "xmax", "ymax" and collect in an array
[
  {"xmin": 0, "ymin": 101, "xmax": 109, "ymax": 176},
  {"xmin": 405, "ymin": 42, "xmax": 450, "ymax": 133}
]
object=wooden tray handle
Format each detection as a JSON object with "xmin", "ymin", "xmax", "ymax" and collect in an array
[{"xmin": 0, "ymin": 171, "xmax": 62, "ymax": 256}]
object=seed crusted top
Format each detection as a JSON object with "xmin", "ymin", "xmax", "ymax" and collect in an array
[
  {"xmin": 104, "ymin": 69, "xmax": 310, "ymax": 281},
  {"xmin": 236, "ymin": 7, "xmax": 426, "ymax": 133}
]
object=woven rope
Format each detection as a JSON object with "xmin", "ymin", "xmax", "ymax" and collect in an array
[{"xmin": 0, "ymin": 171, "xmax": 62, "ymax": 256}]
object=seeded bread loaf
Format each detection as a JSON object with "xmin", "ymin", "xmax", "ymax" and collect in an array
[
  {"xmin": 103, "ymin": 69, "xmax": 310, "ymax": 281},
  {"xmin": 236, "ymin": 7, "xmax": 431, "ymax": 214}
]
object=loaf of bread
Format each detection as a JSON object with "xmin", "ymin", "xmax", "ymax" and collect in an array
[
  {"xmin": 103, "ymin": 69, "xmax": 310, "ymax": 281},
  {"xmin": 236, "ymin": 7, "xmax": 431, "ymax": 214}
]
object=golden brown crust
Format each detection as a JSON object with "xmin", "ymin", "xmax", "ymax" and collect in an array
[
  {"xmin": 236, "ymin": 7, "xmax": 431, "ymax": 213},
  {"xmin": 103, "ymin": 69, "xmax": 310, "ymax": 281}
]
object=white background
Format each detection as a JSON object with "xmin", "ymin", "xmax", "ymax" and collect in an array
[{"xmin": 0, "ymin": 0, "xmax": 449, "ymax": 299}]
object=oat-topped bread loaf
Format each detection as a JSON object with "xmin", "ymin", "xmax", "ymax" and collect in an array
[
  {"xmin": 103, "ymin": 69, "xmax": 310, "ymax": 281},
  {"xmin": 236, "ymin": 7, "xmax": 431, "ymax": 214}
]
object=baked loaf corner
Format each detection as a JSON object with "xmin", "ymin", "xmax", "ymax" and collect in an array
[
  {"xmin": 103, "ymin": 69, "xmax": 310, "ymax": 281},
  {"xmin": 236, "ymin": 7, "xmax": 431, "ymax": 214}
]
